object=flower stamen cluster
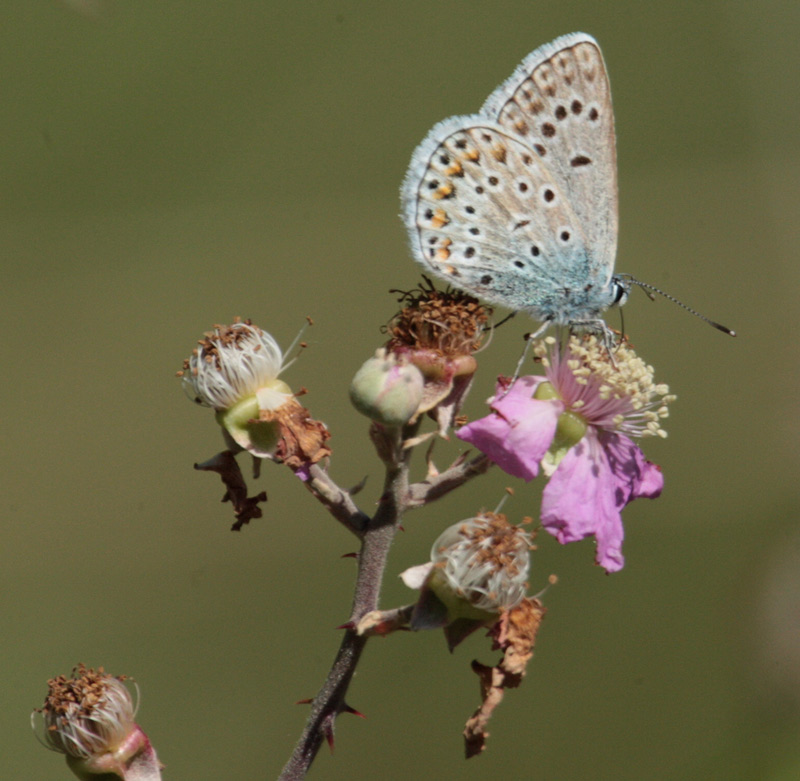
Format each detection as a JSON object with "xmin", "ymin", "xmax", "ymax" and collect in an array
[
  {"xmin": 180, "ymin": 319, "xmax": 288, "ymax": 411},
  {"xmin": 36, "ymin": 664, "xmax": 135, "ymax": 760},
  {"xmin": 430, "ymin": 512, "xmax": 531, "ymax": 613},
  {"xmin": 535, "ymin": 335, "xmax": 676, "ymax": 439}
]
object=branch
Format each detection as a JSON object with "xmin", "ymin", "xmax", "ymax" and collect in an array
[
  {"xmin": 298, "ymin": 463, "xmax": 371, "ymax": 537},
  {"xmin": 279, "ymin": 425, "xmax": 418, "ymax": 779},
  {"xmin": 405, "ymin": 452, "xmax": 492, "ymax": 507}
]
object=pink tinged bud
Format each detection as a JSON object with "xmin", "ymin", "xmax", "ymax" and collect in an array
[{"xmin": 349, "ymin": 349, "xmax": 425, "ymax": 427}]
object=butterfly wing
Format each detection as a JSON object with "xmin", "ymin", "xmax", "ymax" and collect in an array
[
  {"xmin": 401, "ymin": 32, "xmax": 618, "ymax": 324},
  {"xmin": 483, "ymin": 32, "xmax": 618, "ymax": 290},
  {"xmin": 401, "ymin": 117, "xmax": 592, "ymax": 321}
]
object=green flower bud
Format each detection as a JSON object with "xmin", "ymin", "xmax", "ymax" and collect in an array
[{"xmin": 349, "ymin": 349, "xmax": 424, "ymax": 427}]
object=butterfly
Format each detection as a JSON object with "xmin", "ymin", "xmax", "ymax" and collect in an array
[
  {"xmin": 401, "ymin": 32, "xmax": 631, "ymax": 342},
  {"xmin": 401, "ymin": 32, "xmax": 735, "ymax": 342}
]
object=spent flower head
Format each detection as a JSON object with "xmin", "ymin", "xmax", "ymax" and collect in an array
[
  {"xmin": 180, "ymin": 319, "xmax": 290, "ymax": 412},
  {"xmin": 401, "ymin": 512, "xmax": 532, "ymax": 648},
  {"xmin": 383, "ymin": 278, "xmax": 490, "ymax": 435},
  {"xmin": 179, "ymin": 319, "xmax": 330, "ymax": 466},
  {"xmin": 458, "ymin": 336, "xmax": 672, "ymax": 572},
  {"xmin": 386, "ymin": 276, "xmax": 490, "ymax": 358},
  {"xmin": 33, "ymin": 664, "xmax": 160, "ymax": 780}
]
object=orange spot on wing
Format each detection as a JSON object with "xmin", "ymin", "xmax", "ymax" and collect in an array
[
  {"xmin": 435, "ymin": 239, "xmax": 452, "ymax": 262},
  {"xmin": 433, "ymin": 182, "xmax": 454, "ymax": 199},
  {"xmin": 491, "ymin": 144, "xmax": 507, "ymax": 163},
  {"xmin": 431, "ymin": 208, "xmax": 449, "ymax": 229}
]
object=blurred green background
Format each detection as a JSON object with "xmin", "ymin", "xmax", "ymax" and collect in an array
[{"xmin": 2, "ymin": 1, "xmax": 797, "ymax": 779}]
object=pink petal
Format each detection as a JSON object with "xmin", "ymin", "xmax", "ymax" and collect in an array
[
  {"xmin": 541, "ymin": 431, "xmax": 664, "ymax": 573},
  {"xmin": 600, "ymin": 431, "xmax": 665, "ymax": 502},
  {"xmin": 541, "ymin": 434, "xmax": 623, "ymax": 570},
  {"xmin": 457, "ymin": 376, "xmax": 561, "ymax": 481}
]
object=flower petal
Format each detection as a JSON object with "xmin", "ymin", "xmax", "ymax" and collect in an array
[
  {"xmin": 400, "ymin": 562, "xmax": 434, "ymax": 590},
  {"xmin": 541, "ymin": 431, "xmax": 664, "ymax": 573},
  {"xmin": 541, "ymin": 433, "xmax": 623, "ymax": 564},
  {"xmin": 457, "ymin": 376, "xmax": 562, "ymax": 481},
  {"xmin": 600, "ymin": 431, "xmax": 665, "ymax": 502}
]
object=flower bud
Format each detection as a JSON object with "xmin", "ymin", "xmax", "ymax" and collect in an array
[{"xmin": 349, "ymin": 349, "xmax": 424, "ymax": 427}]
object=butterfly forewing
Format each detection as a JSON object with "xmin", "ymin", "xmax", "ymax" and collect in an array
[{"xmin": 483, "ymin": 34, "xmax": 618, "ymax": 288}]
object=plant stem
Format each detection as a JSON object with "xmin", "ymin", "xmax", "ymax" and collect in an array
[
  {"xmin": 278, "ymin": 428, "xmax": 412, "ymax": 779},
  {"xmin": 278, "ymin": 426, "xmax": 489, "ymax": 778}
]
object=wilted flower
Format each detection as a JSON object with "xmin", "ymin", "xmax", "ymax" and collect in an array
[
  {"xmin": 458, "ymin": 336, "xmax": 673, "ymax": 572},
  {"xmin": 401, "ymin": 512, "xmax": 531, "ymax": 649},
  {"xmin": 178, "ymin": 319, "xmax": 330, "ymax": 468},
  {"xmin": 33, "ymin": 664, "xmax": 160, "ymax": 780},
  {"xmin": 384, "ymin": 278, "xmax": 490, "ymax": 436}
]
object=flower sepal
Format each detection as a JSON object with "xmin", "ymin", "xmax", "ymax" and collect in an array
[
  {"xmin": 215, "ymin": 391, "xmax": 286, "ymax": 457},
  {"xmin": 65, "ymin": 725, "xmax": 158, "ymax": 780}
]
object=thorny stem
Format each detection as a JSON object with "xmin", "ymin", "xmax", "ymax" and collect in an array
[{"xmin": 278, "ymin": 425, "xmax": 489, "ymax": 779}]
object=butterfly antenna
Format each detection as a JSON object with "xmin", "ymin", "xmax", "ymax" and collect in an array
[{"xmin": 625, "ymin": 278, "xmax": 736, "ymax": 337}]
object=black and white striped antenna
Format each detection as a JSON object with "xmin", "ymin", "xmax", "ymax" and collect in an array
[{"xmin": 620, "ymin": 276, "xmax": 736, "ymax": 336}]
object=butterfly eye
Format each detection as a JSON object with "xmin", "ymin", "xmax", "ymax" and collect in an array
[{"xmin": 611, "ymin": 279, "xmax": 629, "ymax": 306}]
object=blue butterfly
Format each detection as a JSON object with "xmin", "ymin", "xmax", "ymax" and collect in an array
[{"xmin": 402, "ymin": 32, "xmax": 733, "ymax": 339}]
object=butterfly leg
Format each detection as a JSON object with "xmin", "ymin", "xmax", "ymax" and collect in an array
[
  {"xmin": 568, "ymin": 320, "xmax": 621, "ymax": 367},
  {"xmin": 496, "ymin": 320, "xmax": 553, "ymax": 399}
]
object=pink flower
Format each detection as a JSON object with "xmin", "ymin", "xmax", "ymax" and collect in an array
[{"xmin": 457, "ymin": 336, "xmax": 674, "ymax": 572}]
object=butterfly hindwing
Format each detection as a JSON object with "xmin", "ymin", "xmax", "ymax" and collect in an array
[{"xmin": 403, "ymin": 119, "xmax": 591, "ymax": 316}]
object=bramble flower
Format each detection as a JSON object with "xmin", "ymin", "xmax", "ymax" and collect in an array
[
  {"xmin": 400, "ymin": 512, "xmax": 531, "ymax": 649},
  {"xmin": 384, "ymin": 278, "xmax": 490, "ymax": 436},
  {"xmin": 457, "ymin": 336, "xmax": 673, "ymax": 572},
  {"xmin": 33, "ymin": 664, "xmax": 161, "ymax": 780},
  {"xmin": 178, "ymin": 319, "xmax": 330, "ymax": 467}
]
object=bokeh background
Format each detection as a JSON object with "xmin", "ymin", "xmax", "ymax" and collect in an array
[{"xmin": 2, "ymin": 2, "xmax": 797, "ymax": 779}]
